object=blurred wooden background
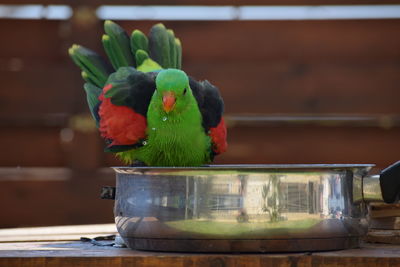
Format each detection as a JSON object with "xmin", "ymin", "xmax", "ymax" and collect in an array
[{"xmin": 0, "ymin": 0, "xmax": 400, "ymax": 227}]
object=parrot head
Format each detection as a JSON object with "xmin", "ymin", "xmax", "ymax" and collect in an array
[{"xmin": 155, "ymin": 69, "xmax": 191, "ymax": 114}]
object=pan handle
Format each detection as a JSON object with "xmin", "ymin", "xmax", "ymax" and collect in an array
[{"xmin": 380, "ymin": 161, "xmax": 400, "ymax": 203}]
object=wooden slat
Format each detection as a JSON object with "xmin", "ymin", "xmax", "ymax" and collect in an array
[
  {"xmin": 3, "ymin": 122, "xmax": 398, "ymax": 168},
  {"xmin": 186, "ymin": 62, "xmax": 400, "ymax": 114},
  {"xmin": 0, "ymin": 127, "xmax": 65, "ymax": 166},
  {"xmin": 0, "ymin": 114, "xmax": 68, "ymax": 127},
  {"xmin": 213, "ymin": 124, "xmax": 400, "ymax": 169},
  {"xmin": 0, "ymin": 240, "xmax": 400, "ymax": 266},
  {"xmin": 0, "ymin": 224, "xmax": 117, "ymax": 242},
  {"xmin": 116, "ymin": 20, "xmax": 400, "ymax": 63},
  {"xmin": 0, "ymin": 68, "xmax": 85, "ymax": 115},
  {"xmin": 369, "ymin": 203, "xmax": 400, "ymax": 218},
  {"xmin": 3, "ymin": 19, "xmax": 400, "ymax": 63},
  {"xmin": 0, "ymin": 167, "xmax": 70, "ymax": 181},
  {"xmin": 0, "ymin": 169, "xmax": 115, "ymax": 228},
  {"xmin": 225, "ymin": 115, "xmax": 400, "ymax": 127},
  {"xmin": 0, "ymin": 20, "xmax": 70, "ymax": 60},
  {"xmin": 0, "ymin": 224, "xmax": 116, "ymax": 242},
  {"xmin": 367, "ymin": 230, "xmax": 400, "ymax": 244}
]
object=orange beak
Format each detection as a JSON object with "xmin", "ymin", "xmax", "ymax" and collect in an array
[{"xmin": 162, "ymin": 91, "xmax": 176, "ymax": 113}]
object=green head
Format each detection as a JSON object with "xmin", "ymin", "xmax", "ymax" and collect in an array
[{"xmin": 155, "ymin": 69, "xmax": 191, "ymax": 114}]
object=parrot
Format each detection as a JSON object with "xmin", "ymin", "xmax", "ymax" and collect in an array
[{"xmin": 68, "ymin": 20, "xmax": 227, "ymax": 167}]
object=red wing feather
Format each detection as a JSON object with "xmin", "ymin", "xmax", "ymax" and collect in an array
[
  {"xmin": 98, "ymin": 84, "xmax": 147, "ymax": 146},
  {"xmin": 209, "ymin": 118, "xmax": 227, "ymax": 154}
]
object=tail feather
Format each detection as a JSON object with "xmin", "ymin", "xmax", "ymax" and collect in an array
[
  {"xmin": 130, "ymin": 29, "xmax": 149, "ymax": 57},
  {"xmin": 175, "ymin": 38, "xmax": 182, "ymax": 69},
  {"xmin": 147, "ymin": 23, "xmax": 182, "ymax": 69},
  {"xmin": 68, "ymin": 44, "xmax": 112, "ymax": 88},
  {"xmin": 103, "ymin": 20, "xmax": 135, "ymax": 69},
  {"xmin": 148, "ymin": 23, "xmax": 171, "ymax": 69},
  {"xmin": 167, "ymin": 29, "xmax": 177, "ymax": 68}
]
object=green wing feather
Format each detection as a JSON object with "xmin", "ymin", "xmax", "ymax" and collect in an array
[{"xmin": 83, "ymin": 83, "xmax": 102, "ymax": 125}]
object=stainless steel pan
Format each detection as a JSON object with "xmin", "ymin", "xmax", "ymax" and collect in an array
[{"xmin": 103, "ymin": 162, "xmax": 400, "ymax": 252}]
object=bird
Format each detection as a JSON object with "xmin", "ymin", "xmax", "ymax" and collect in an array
[{"xmin": 68, "ymin": 20, "xmax": 227, "ymax": 167}]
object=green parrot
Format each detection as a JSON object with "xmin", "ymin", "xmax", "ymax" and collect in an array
[{"xmin": 68, "ymin": 21, "xmax": 227, "ymax": 166}]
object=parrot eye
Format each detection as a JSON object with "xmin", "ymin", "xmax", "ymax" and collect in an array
[{"xmin": 183, "ymin": 88, "xmax": 187, "ymax": 95}]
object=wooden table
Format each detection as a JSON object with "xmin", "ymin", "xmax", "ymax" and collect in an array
[{"xmin": 1, "ymin": 224, "xmax": 400, "ymax": 267}]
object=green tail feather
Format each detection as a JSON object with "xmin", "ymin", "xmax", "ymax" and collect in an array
[
  {"xmin": 167, "ymin": 30, "xmax": 177, "ymax": 68},
  {"xmin": 103, "ymin": 20, "xmax": 135, "ymax": 69},
  {"xmin": 149, "ymin": 23, "xmax": 171, "ymax": 69},
  {"xmin": 130, "ymin": 29, "xmax": 149, "ymax": 57},
  {"xmin": 175, "ymin": 38, "xmax": 182, "ymax": 69}
]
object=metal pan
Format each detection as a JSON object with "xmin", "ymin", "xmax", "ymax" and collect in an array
[{"xmin": 104, "ymin": 162, "xmax": 400, "ymax": 252}]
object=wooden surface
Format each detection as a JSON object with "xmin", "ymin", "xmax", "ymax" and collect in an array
[
  {"xmin": 1, "ymin": 225, "xmax": 400, "ymax": 267},
  {"xmin": 0, "ymin": 224, "xmax": 117, "ymax": 242}
]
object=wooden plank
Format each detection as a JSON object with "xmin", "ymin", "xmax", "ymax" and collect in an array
[
  {"xmin": 0, "ymin": 127, "xmax": 65, "ymax": 166},
  {"xmin": 366, "ymin": 230, "xmax": 400, "ymax": 244},
  {"xmin": 0, "ymin": 170, "xmax": 115, "ymax": 228},
  {"xmin": 369, "ymin": 217, "xmax": 400, "ymax": 230},
  {"xmin": 185, "ymin": 62, "xmax": 400, "ymax": 114},
  {"xmin": 0, "ymin": 240, "xmax": 400, "ymax": 266},
  {"xmin": 225, "ymin": 115, "xmax": 400, "ymax": 127},
  {"xmin": 0, "ymin": 68, "xmax": 84, "ymax": 115},
  {"xmin": 0, "ymin": 19, "xmax": 103, "ymax": 60},
  {"xmin": 0, "ymin": 114, "xmax": 68, "ymax": 127},
  {"xmin": 2, "ymin": 19, "xmax": 400, "ymax": 63},
  {"xmin": 0, "ymin": 20, "xmax": 70, "ymax": 60},
  {"xmin": 212, "ymin": 124, "xmax": 400, "ymax": 170},
  {"xmin": 0, "ymin": 224, "xmax": 117, "ymax": 242},
  {"xmin": 0, "ymin": 241, "xmax": 307, "ymax": 267},
  {"xmin": 369, "ymin": 203, "xmax": 400, "ymax": 218},
  {"xmin": 0, "ymin": 167, "xmax": 70, "ymax": 181},
  {"xmin": 3, "ymin": 122, "xmax": 399, "ymax": 170},
  {"xmin": 117, "ymin": 20, "xmax": 400, "ymax": 63}
]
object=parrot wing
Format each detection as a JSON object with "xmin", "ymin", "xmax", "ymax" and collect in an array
[
  {"xmin": 97, "ymin": 67, "xmax": 156, "ymax": 152},
  {"xmin": 190, "ymin": 78, "xmax": 227, "ymax": 155}
]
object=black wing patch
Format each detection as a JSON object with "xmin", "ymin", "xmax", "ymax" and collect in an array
[
  {"xmin": 104, "ymin": 67, "xmax": 157, "ymax": 116},
  {"xmin": 190, "ymin": 77, "xmax": 224, "ymax": 132}
]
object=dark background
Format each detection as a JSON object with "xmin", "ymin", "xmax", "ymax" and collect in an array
[{"xmin": 1, "ymin": 0, "xmax": 400, "ymax": 227}]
